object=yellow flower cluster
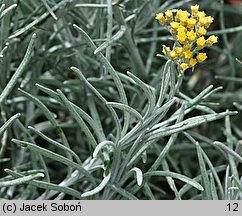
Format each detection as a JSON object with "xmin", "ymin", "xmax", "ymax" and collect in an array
[{"xmin": 155, "ymin": 5, "xmax": 218, "ymax": 72}]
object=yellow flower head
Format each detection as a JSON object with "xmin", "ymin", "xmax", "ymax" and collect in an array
[
  {"xmin": 206, "ymin": 35, "xmax": 218, "ymax": 46},
  {"xmin": 170, "ymin": 51, "xmax": 177, "ymax": 59},
  {"xmin": 191, "ymin": 5, "xmax": 199, "ymax": 16},
  {"xmin": 204, "ymin": 16, "xmax": 214, "ymax": 28},
  {"xmin": 197, "ymin": 11, "xmax": 206, "ymax": 19},
  {"xmin": 177, "ymin": 31, "xmax": 187, "ymax": 44},
  {"xmin": 197, "ymin": 52, "xmax": 207, "ymax": 62},
  {"xmin": 197, "ymin": 36, "xmax": 206, "ymax": 48},
  {"xmin": 176, "ymin": 10, "xmax": 189, "ymax": 23},
  {"xmin": 189, "ymin": 58, "xmax": 198, "ymax": 67},
  {"xmin": 186, "ymin": 18, "xmax": 196, "ymax": 29},
  {"xmin": 182, "ymin": 11, "xmax": 190, "ymax": 24},
  {"xmin": 170, "ymin": 21, "xmax": 180, "ymax": 31},
  {"xmin": 184, "ymin": 50, "xmax": 193, "ymax": 59},
  {"xmin": 175, "ymin": 47, "xmax": 183, "ymax": 57},
  {"xmin": 180, "ymin": 63, "xmax": 189, "ymax": 71},
  {"xmin": 177, "ymin": 25, "xmax": 187, "ymax": 33},
  {"xmin": 175, "ymin": 9, "xmax": 182, "ymax": 21},
  {"xmin": 198, "ymin": 17, "xmax": 207, "ymax": 26},
  {"xmin": 165, "ymin": 10, "xmax": 173, "ymax": 21},
  {"xmin": 187, "ymin": 30, "xmax": 196, "ymax": 41},
  {"xmin": 156, "ymin": 5, "xmax": 218, "ymax": 72},
  {"xmin": 197, "ymin": 26, "xmax": 207, "ymax": 36},
  {"xmin": 155, "ymin": 13, "xmax": 166, "ymax": 25}
]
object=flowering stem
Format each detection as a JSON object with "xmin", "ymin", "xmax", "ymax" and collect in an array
[{"xmin": 175, "ymin": 72, "xmax": 184, "ymax": 93}]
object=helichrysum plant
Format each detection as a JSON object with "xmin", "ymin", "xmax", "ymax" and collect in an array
[
  {"xmin": 156, "ymin": 5, "xmax": 218, "ymax": 72},
  {"xmin": 0, "ymin": 1, "xmax": 241, "ymax": 200}
]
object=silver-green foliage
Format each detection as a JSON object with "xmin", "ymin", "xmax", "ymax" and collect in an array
[{"xmin": 0, "ymin": 0, "xmax": 241, "ymax": 200}]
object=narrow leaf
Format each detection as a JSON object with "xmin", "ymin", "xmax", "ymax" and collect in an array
[
  {"xmin": 144, "ymin": 171, "xmax": 204, "ymax": 191},
  {"xmin": 0, "ymin": 172, "xmax": 44, "ymax": 187},
  {"xmin": 0, "ymin": 34, "xmax": 36, "ymax": 104}
]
